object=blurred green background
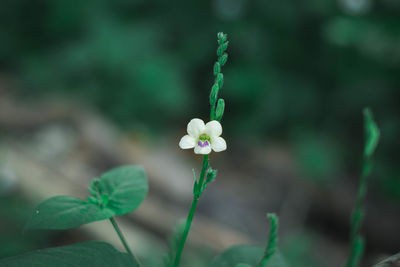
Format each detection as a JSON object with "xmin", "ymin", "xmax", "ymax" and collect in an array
[{"xmin": 0, "ymin": 0, "xmax": 399, "ymax": 266}]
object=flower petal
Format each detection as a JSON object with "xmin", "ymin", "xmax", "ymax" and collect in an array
[
  {"xmin": 187, "ymin": 118, "xmax": 205, "ymax": 137},
  {"xmin": 205, "ymin": 120, "xmax": 222, "ymax": 137},
  {"xmin": 179, "ymin": 135, "xmax": 196, "ymax": 149},
  {"xmin": 211, "ymin": 137, "xmax": 227, "ymax": 152},
  {"xmin": 194, "ymin": 145, "xmax": 212, "ymax": 155}
]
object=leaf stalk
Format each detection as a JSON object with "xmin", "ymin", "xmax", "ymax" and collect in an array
[{"xmin": 110, "ymin": 217, "xmax": 143, "ymax": 267}]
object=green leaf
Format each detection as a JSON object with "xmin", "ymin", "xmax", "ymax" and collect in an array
[
  {"xmin": 25, "ymin": 165, "xmax": 148, "ymax": 230},
  {"xmin": 25, "ymin": 196, "xmax": 114, "ymax": 230},
  {"xmin": 211, "ymin": 245, "xmax": 288, "ymax": 267},
  {"xmin": 0, "ymin": 241, "xmax": 137, "ymax": 267},
  {"xmin": 373, "ymin": 252, "xmax": 400, "ymax": 267},
  {"xmin": 97, "ymin": 165, "xmax": 148, "ymax": 215},
  {"xmin": 363, "ymin": 108, "xmax": 380, "ymax": 158}
]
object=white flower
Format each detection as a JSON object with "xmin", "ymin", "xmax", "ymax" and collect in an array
[{"xmin": 179, "ymin": 118, "xmax": 227, "ymax": 155}]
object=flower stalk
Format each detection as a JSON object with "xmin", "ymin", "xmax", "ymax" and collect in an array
[
  {"xmin": 173, "ymin": 155, "xmax": 209, "ymax": 267},
  {"xmin": 173, "ymin": 32, "xmax": 229, "ymax": 267}
]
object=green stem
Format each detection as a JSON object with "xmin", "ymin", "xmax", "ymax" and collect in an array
[
  {"xmin": 257, "ymin": 213, "xmax": 279, "ymax": 267},
  {"xmin": 346, "ymin": 108, "xmax": 379, "ymax": 267},
  {"xmin": 173, "ymin": 155, "xmax": 209, "ymax": 267},
  {"xmin": 346, "ymin": 236, "xmax": 364, "ymax": 267},
  {"xmin": 346, "ymin": 157, "xmax": 370, "ymax": 267},
  {"xmin": 109, "ymin": 217, "xmax": 143, "ymax": 267},
  {"xmin": 210, "ymin": 104, "xmax": 216, "ymax": 121}
]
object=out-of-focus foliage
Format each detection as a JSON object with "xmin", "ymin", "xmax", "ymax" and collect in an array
[
  {"xmin": 0, "ymin": 195, "xmax": 54, "ymax": 259},
  {"xmin": 0, "ymin": 241, "xmax": 136, "ymax": 267},
  {"xmin": 281, "ymin": 232, "xmax": 323, "ymax": 267},
  {"xmin": 0, "ymin": 0, "xmax": 399, "ymax": 200},
  {"xmin": 211, "ymin": 245, "xmax": 287, "ymax": 267}
]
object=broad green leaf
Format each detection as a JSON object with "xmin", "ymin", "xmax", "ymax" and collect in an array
[
  {"xmin": 235, "ymin": 264, "xmax": 251, "ymax": 267},
  {"xmin": 25, "ymin": 196, "xmax": 114, "ymax": 230},
  {"xmin": 0, "ymin": 241, "xmax": 137, "ymax": 267},
  {"xmin": 363, "ymin": 108, "xmax": 380, "ymax": 158},
  {"xmin": 25, "ymin": 165, "xmax": 148, "ymax": 230},
  {"xmin": 211, "ymin": 245, "xmax": 288, "ymax": 267},
  {"xmin": 373, "ymin": 252, "xmax": 400, "ymax": 267},
  {"xmin": 98, "ymin": 165, "xmax": 148, "ymax": 215}
]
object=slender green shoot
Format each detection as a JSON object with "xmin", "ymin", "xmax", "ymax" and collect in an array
[
  {"xmin": 173, "ymin": 155, "xmax": 209, "ymax": 267},
  {"xmin": 345, "ymin": 108, "xmax": 380, "ymax": 267},
  {"xmin": 257, "ymin": 213, "xmax": 279, "ymax": 267},
  {"xmin": 347, "ymin": 236, "xmax": 365, "ymax": 267}
]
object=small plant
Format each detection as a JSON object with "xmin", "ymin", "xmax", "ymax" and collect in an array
[
  {"xmin": 345, "ymin": 108, "xmax": 380, "ymax": 267},
  {"xmin": 1, "ymin": 165, "xmax": 148, "ymax": 266},
  {"xmin": 0, "ymin": 32, "xmax": 395, "ymax": 267}
]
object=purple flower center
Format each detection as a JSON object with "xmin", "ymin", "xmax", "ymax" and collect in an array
[{"xmin": 197, "ymin": 140, "xmax": 210, "ymax": 148}]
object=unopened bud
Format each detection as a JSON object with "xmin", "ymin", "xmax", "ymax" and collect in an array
[
  {"xmin": 218, "ymin": 53, "xmax": 228, "ymax": 66},
  {"xmin": 209, "ymin": 83, "xmax": 219, "ymax": 105},
  {"xmin": 216, "ymin": 73, "xmax": 224, "ymax": 88},
  {"xmin": 217, "ymin": 41, "xmax": 229, "ymax": 57},
  {"xmin": 215, "ymin": 98, "xmax": 225, "ymax": 121},
  {"xmin": 213, "ymin": 62, "xmax": 221, "ymax": 75},
  {"xmin": 217, "ymin": 32, "xmax": 227, "ymax": 44},
  {"xmin": 206, "ymin": 168, "xmax": 217, "ymax": 183}
]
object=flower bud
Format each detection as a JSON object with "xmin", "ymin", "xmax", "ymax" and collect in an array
[
  {"xmin": 217, "ymin": 41, "xmax": 229, "ymax": 57},
  {"xmin": 218, "ymin": 53, "xmax": 228, "ymax": 66},
  {"xmin": 216, "ymin": 73, "xmax": 224, "ymax": 88},
  {"xmin": 217, "ymin": 32, "xmax": 227, "ymax": 44},
  {"xmin": 209, "ymin": 83, "xmax": 219, "ymax": 105},
  {"xmin": 206, "ymin": 167, "xmax": 217, "ymax": 183},
  {"xmin": 213, "ymin": 62, "xmax": 221, "ymax": 75},
  {"xmin": 215, "ymin": 98, "xmax": 225, "ymax": 121}
]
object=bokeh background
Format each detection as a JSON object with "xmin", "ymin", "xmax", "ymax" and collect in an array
[{"xmin": 0, "ymin": 0, "xmax": 399, "ymax": 266}]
